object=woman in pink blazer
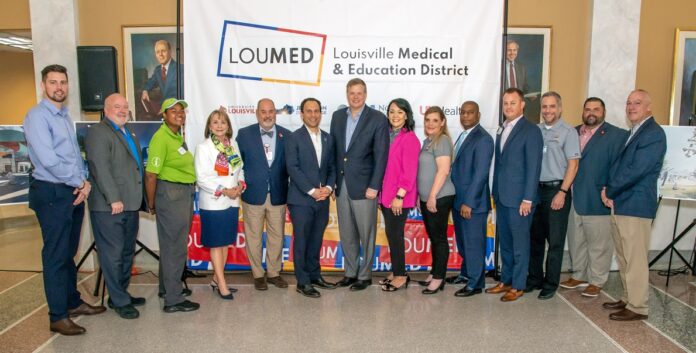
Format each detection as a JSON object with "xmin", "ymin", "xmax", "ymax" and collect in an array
[{"xmin": 379, "ymin": 98, "xmax": 421, "ymax": 291}]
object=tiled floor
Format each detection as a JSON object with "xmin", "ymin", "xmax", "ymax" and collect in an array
[{"xmin": 1, "ymin": 217, "xmax": 695, "ymax": 353}]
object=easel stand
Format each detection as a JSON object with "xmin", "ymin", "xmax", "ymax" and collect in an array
[
  {"xmin": 76, "ymin": 239, "xmax": 161, "ymax": 305},
  {"xmin": 648, "ymin": 198, "xmax": 696, "ymax": 287}
]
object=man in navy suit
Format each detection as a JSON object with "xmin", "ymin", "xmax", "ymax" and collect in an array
[
  {"xmin": 450, "ymin": 101, "xmax": 494, "ymax": 297},
  {"xmin": 330, "ymin": 78, "xmax": 389, "ymax": 291},
  {"xmin": 236, "ymin": 98, "xmax": 291, "ymax": 291},
  {"xmin": 487, "ymin": 87, "xmax": 543, "ymax": 302},
  {"xmin": 141, "ymin": 40, "xmax": 183, "ymax": 109},
  {"xmin": 286, "ymin": 98, "xmax": 337, "ymax": 298},
  {"xmin": 602, "ymin": 90, "xmax": 666, "ymax": 321},
  {"xmin": 561, "ymin": 97, "xmax": 628, "ymax": 298}
]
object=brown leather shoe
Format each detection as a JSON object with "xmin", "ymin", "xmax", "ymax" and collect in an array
[
  {"xmin": 49, "ymin": 318, "xmax": 86, "ymax": 335},
  {"xmin": 67, "ymin": 303, "xmax": 106, "ymax": 317},
  {"xmin": 609, "ymin": 308, "xmax": 648, "ymax": 321},
  {"xmin": 602, "ymin": 300, "xmax": 626, "ymax": 310},
  {"xmin": 501, "ymin": 289, "xmax": 524, "ymax": 302},
  {"xmin": 559, "ymin": 277, "xmax": 588, "ymax": 289},
  {"xmin": 267, "ymin": 276, "xmax": 288, "ymax": 288},
  {"xmin": 581, "ymin": 284, "xmax": 601, "ymax": 297},
  {"xmin": 254, "ymin": 277, "xmax": 268, "ymax": 290},
  {"xmin": 485, "ymin": 283, "xmax": 512, "ymax": 294}
]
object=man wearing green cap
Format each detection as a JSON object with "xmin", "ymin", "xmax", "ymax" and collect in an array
[{"xmin": 145, "ymin": 97, "xmax": 199, "ymax": 313}]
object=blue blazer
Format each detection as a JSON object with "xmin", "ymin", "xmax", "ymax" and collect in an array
[
  {"xmin": 492, "ymin": 117, "xmax": 543, "ymax": 208},
  {"xmin": 285, "ymin": 126, "xmax": 336, "ymax": 206},
  {"xmin": 606, "ymin": 117, "xmax": 666, "ymax": 219},
  {"xmin": 573, "ymin": 122, "xmax": 628, "ymax": 216},
  {"xmin": 329, "ymin": 105, "xmax": 389, "ymax": 199},
  {"xmin": 451, "ymin": 125, "xmax": 494, "ymax": 213},
  {"xmin": 143, "ymin": 59, "xmax": 184, "ymax": 100},
  {"xmin": 236, "ymin": 123, "xmax": 290, "ymax": 206}
]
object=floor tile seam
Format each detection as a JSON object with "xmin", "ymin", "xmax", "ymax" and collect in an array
[
  {"xmin": 0, "ymin": 272, "xmax": 96, "ymax": 338},
  {"xmin": 0, "ymin": 273, "xmax": 39, "ymax": 296},
  {"xmin": 604, "ymin": 290, "xmax": 692, "ymax": 353},
  {"xmin": 642, "ymin": 320, "xmax": 693, "ymax": 353},
  {"xmin": 650, "ymin": 283, "xmax": 696, "ymax": 313},
  {"xmin": 557, "ymin": 292, "xmax": 629, "ymax": 353}
]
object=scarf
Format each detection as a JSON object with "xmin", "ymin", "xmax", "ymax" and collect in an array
[{"xmin": 212, "ymin": 135, "xmax": 243, "ymax": 176}]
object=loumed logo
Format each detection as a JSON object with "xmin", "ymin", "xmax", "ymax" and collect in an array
[{"xmin": 217, "ymin": 21, "xmax": 327, "ymax": 86}]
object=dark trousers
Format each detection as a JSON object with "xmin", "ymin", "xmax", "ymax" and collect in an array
[
  {"xmin": 29, "ymin": 180, "xmax": 85, "ymax": 322},
  {"xmin": 497, "ymin": 204, "xmax": 535, "ymax": 290},
  {"xmin": 528, "ymin": 184, "xmax": 572, "ymax": 291},
  {"xmin": 289, "ymin": 201, "xmax": 329, "ymax": 286},
  {"xmin": 90, "ymin": 210, "xmax": 139, "ymax": 307},
  {"xmin": 453, "ymin": 211, "xmax": 488, "ymax": 289},
  {"xmin": 421, "ymin": 196, "xmax": 454, "ymax": 280},
  {"xmin": 155, "ymin": 180, "xmax": 194, "ymax": 306},
  {"xmin": 381, "ymin": 207, "xmax": 411, "ymax": 276}
]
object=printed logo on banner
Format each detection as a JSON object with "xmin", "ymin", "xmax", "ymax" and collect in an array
[{"xmin": 217, "ymin": 20, "xmax": 327, "ymax": 86}]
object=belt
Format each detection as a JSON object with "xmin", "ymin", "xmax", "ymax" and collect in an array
[
  {"xmin": 160, "ymin": 180, "xmax": 195, "ymax": 186},
  {"xmin": 539, "ymin": 180, "xmax": 562, "ymax": 187}
]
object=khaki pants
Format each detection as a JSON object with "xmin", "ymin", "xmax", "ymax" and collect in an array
[
  {"xmin": 242, "ymin": 195, "xmax": 286, "ymax": 278},
  {"xmin": 567, "ymin": 208, "xmax": 614, "ymax": 287},
  {"xmin": 610, "ymin": 213, "xmax": 652, "ymax": 315}
]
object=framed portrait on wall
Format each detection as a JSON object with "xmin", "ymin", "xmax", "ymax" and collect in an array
[
  {"xmin": 669, "ymin": 29, "xmax": 696, "ymax": 126},
  {"xmin": 123, "ymin": 26, "xmax": 184, "ymax": 121},
  {"xmin": 507, "ymin": 27, "xmax": 551, "ymax": 123}
]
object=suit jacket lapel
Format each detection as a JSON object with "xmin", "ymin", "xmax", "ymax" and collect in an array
[
  {"xmin": 455, "ymin": 126, "xmax": 480, "ymax": 163},
  {"xmin": 579, "ymin": 122, "xmax": 606, "ymax": 158},
  {"xmin": 622, "ymin": 117, "xmax": 654, "ymax": 152},
  {"xmin": 299, "ymin": 126, "xmax": 320, "ymax": 170},
  {"xmin": 320, "ymin": 130, "xmax": 329, "ymax": 172},
  {"xmin": 105, "ymin": 120, "xmax": 139, "ymax": 163},
  {"xmin": 502, "ymin": 118, "xmax": 525, "ymax": 154}
]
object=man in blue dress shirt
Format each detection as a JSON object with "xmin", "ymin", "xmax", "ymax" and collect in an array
[{"xmin": 23, "ymin": 64, "xmax": 106, "ymax": 336}]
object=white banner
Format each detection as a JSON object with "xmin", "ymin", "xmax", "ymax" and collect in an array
[{"xmin": 184, "ymin": 0, "xmax": 504, "ymax": 149}]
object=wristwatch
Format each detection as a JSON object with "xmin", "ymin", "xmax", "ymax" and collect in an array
[{"xmin": 395, "ymin": 195, "xmax": 404, "ymax": 200}]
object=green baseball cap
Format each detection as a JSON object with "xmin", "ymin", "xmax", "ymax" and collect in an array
[{"xmin": 159, "ymin": 98, "xmax": 189, "ymax": 114}]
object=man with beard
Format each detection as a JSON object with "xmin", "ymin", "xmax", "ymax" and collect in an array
[
  {"xmin": 561, "ymin": 98, "xmax": 627, "ymax": 298},
  {"xmin": 23, "ymin": 64, "xmax": 106, "ymax": 335}
]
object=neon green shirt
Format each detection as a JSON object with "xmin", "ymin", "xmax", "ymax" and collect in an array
[{"xmin": 146, "ymin": 124, "xmax": 196, "ymax": 183}]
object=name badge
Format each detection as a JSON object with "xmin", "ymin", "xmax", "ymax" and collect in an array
[
  {"xmin": 266, "ymin": 150, "xmax": 274, "ymax": 161},
  {"xmin": 178, "ymin": 147, "xmax": 187, "ymax": 155}
]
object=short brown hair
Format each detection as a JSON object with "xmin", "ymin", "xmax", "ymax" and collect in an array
[
  {"xmin": 346, "ymin": 78, "xmax": 366, "ymax": 92},
  {"xmin": 503, "ymin": 87, "xmax": 524, "ymax": 101},
  {"xmin": 204, "ymin": 109, "xmax": 233, "ymax": 139},
  {"xmin": 41, "ymin": 64, "xmax": 68, "ymax": 82}
]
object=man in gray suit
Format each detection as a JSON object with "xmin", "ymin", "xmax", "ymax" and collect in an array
[{"xmin": 85, "ymin": 93, "xmax": 145, "ymax": 319}]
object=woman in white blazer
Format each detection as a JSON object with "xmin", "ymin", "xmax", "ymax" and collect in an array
[{"xmin": 194, "ymin": 109, "xmax": 244, "ymax": 300}]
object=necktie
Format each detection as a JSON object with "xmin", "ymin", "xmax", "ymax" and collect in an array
[
  {"xmin": 161, "ymin": 66, "xmax": 167, "ymax": 86},
  {"xmin": 262, "ymin": 130, "xmax": 274, "ymax": 138},
  {"xmin": 508, "ymin": 62, "xmax": 517, "ymax": 88},
  {"xmin": 453, "ymin": 131, "xmax": 468, "ymax": 159}
]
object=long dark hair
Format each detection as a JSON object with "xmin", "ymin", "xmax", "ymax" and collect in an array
[{"xmin": 387, "ymin": 98, "xmax": 415, "ymax": 131}]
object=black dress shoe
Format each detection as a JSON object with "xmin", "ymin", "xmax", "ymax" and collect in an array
[
  {"xmin": 524, "ymin": 284, "xmax": 542, "ymax": 293},
  {"xmin": 336, "ymin": 277, "xmax": 357, "ymax": 287},
  {"xmin": 158, "ymin": 288, "xmax": 192, "ymax": 298},
  {"xmin": 130, "ymin": 296, "xmax": 146, "ymax": 306},
  {"xmin": 297, "ymin": 284, "xmax": 321, "ymax": 298},
  {"xmin": 349, "ymin": 279, "xmax": 372, "ymax": 291},
  {"xmin": 49, "ymin": 318, "xmax": 86, "ymax": 335},
  {"xmin": 422, "ymin": 281, "xmax": 445, "ymax": 295},
  {"xmin": 538, "ymin": 289, "xmax": 556, "ymax": 300},
  {"xmin": 68, "ymin": 303, "xmax": 106, "ymax": 317},
  {"xmin": 114, "ymin": 304, "xmax": 140, "ymax": 319},
  {"xmin": 445, "ymin": 275, "xmax": 469, "ymax": 285},
  {"xmin": 311, "ymin": 277, "xmax": 337, "ymax": 289},
  {"xmin": 163, "ymin": 299, "xmax": 200, "ymax": 313},
  {"xmin": 454, "ymin": 287, "xmax": 482, "ymax": 297}
]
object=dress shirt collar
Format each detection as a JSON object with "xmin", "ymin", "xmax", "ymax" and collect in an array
[
  {"xmin": 40, "ymin": 98, "xmax": 68, "ymax": 117},
  {"xmin": 503, "ymin": 115, "xmax": 523, "ymax": 129},
  {"xmin": 346, "ymin": 105, "xmax": 365, "ymax": 120}
]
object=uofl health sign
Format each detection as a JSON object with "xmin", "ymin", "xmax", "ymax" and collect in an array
[{"xmin": 184, "ymin": 0, "xmax": 504, "ymax": 272}]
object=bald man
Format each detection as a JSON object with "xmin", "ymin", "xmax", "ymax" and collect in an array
[
  {"xmin": 85, "ymin": 93, "xmax": 146, "ymax": 319},
  {"xmin": 602, "ymin": 90, "xmax": 666, "ymax": 321}
]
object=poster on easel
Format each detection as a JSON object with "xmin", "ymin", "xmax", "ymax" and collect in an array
[{"xmin": 659, "ymin": 126, "xmax": 696, "ymax": 201}]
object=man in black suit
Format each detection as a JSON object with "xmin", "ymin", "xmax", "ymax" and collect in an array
[
  {"xmin": 286, "ymin": 98, "xmax": 337, "ymax": 298},
  {"xmin": 85, "ymin": 93, "xmax": 145, "ymax": 319},
  {"xmin": 330, "ymin": 78, "xmax": 389, "ymax": 291}
]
